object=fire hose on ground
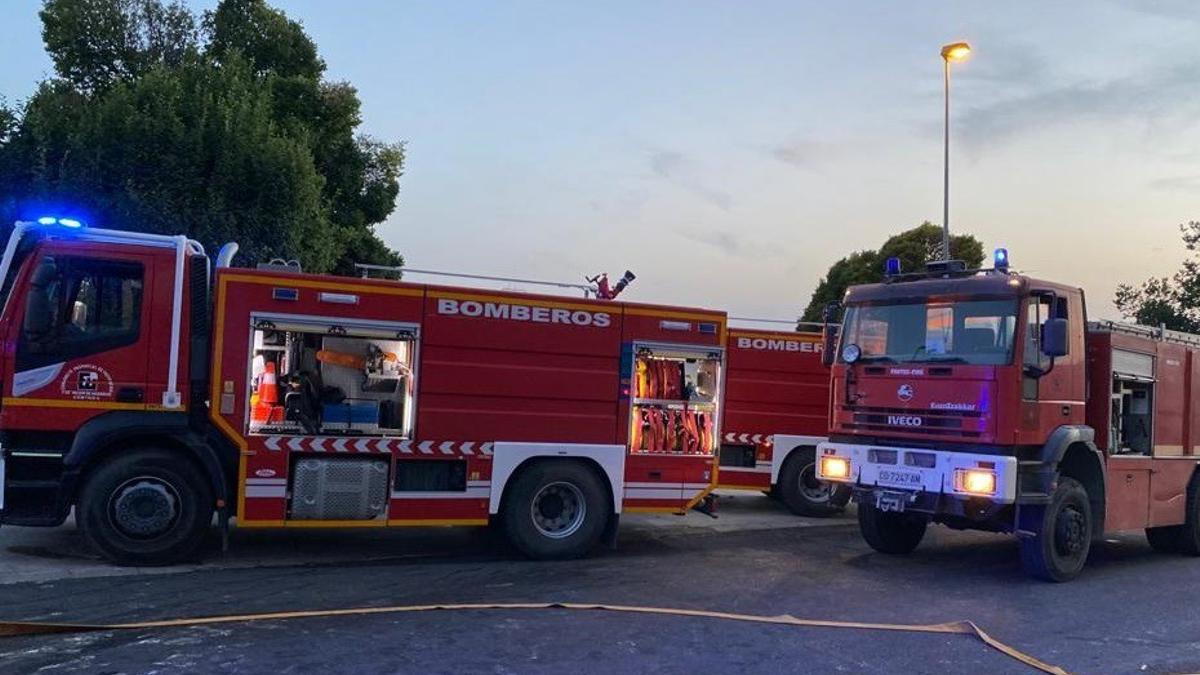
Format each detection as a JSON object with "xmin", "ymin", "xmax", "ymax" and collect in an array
[{"xmin": 0, "ymin": 601, "xmax": 1067, "ymax": 674}]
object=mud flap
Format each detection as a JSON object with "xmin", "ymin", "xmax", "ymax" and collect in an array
[{"xmin": 602, "ymin": 513, "xmax": 620, "ymax": 549}]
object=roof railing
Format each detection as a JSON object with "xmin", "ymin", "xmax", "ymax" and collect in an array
[
  {"xmin": 1087, "ymin": 320, "xmax": 1200, "ymax": 348},
  {"xmin": 354, "ymin": 263, "xmax": 597, "ymax": 297}
]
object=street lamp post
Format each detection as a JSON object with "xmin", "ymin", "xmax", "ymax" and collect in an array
[{"xmin": 940, "ymin": 41, "xmax": 971, "ymax": 261}]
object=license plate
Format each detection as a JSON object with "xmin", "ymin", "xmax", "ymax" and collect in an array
[{"xmin": 877, "ymin": 467, "xmax": 922, "ymax": 490}]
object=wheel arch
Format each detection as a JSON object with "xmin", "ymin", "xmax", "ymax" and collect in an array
[
  {"xmin": 769, "ymin": 434, "xmax": 827, "ymax": 485},
  {"xmin": 65, "ymin": 411, "xmax": 230, "ymax": 508},
  {"xmin": 495, "ymin": 455, "xmax": 615, "ymax": 520},
  {"xmin": 488, "ymin": 442, "xmax": 625, "ymax": 515}
]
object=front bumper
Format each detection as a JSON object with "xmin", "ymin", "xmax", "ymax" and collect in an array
[{"xmin": 815, "ymin": 441, "xmax": 1018, "ymax": 505}]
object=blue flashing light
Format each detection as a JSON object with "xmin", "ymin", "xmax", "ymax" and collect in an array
[
  {"xmin": 34, "ymin": 216, "xmax": 85, "ymax": 228},
  {"xmin": 994, "ymin": 247, "xmax": 1009, "ymax": 271},
  {"xmin": 884, "ymin": 257, "xmax": 902, "ymax": 276}
]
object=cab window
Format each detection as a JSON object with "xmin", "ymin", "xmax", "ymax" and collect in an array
[{"xmin": 16, "ymin": 256, "xmax": 144, "ymax": 370}]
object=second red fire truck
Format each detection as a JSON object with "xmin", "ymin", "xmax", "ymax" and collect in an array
[
  {"xmin": 0, "ymin": 218, "xmax": 728, "ymax": 563},
  {"xmin": 817, "ymin": 251, "xmax": 1200, "ymax": 581}
]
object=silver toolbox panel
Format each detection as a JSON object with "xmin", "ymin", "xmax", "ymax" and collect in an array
[{"xmin": 290, "ymin": 457, "xmax": 390, "ymax": 520}]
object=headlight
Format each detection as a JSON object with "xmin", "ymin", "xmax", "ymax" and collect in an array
[
  {"xmin": 955, "ymin": 469, "xmax": 997, "ymax": 496},
  {"xmin": 820, "ymin": 456, "xmax": 851, "ymax": 480}
]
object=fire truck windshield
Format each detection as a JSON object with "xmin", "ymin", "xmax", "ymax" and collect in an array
[{"xmin": 840, "ymin": 298, "xmax": 1018, "ymax": 365}]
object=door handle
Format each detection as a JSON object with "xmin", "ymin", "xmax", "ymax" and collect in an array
[{"xmin": 116, "ymin": 387, "xmax": 144, "ymax": 403}]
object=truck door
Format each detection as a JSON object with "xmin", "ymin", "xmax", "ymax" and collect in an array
[
  {"xmin": 1020, "ymin": 292, "xmax": 1083, "ymax": 436},
  {"xmin": 2, "ymin": 243, "xmax": 155, "ymax": 433}
]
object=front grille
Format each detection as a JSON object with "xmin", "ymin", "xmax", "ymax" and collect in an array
[{"xmin": 841, "ymin": 405, "xmax": 984, "ymax": 438}]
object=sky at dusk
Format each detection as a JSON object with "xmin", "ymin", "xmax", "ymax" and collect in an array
[{"xmin": 2, "ymin": 1, "xmax": 1198, "ymax": 322}]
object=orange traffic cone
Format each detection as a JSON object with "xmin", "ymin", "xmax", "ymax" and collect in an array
[{"xmin": 251, "ymin": 361, "xmax": 281, "ymax": 424}]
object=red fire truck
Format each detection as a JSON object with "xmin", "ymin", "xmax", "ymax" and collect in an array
[
  {"xmin": 816, "ymin": 251, "xmax": 1200, "ymax": 581},
  {"xmin": 717, "ymin": 325, "xmax": 849, "ymax": 516},
  {"xmin": 0, "ymin": 218, "xmax": 726, "ymax": 564}
]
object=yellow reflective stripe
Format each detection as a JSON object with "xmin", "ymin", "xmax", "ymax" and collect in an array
[{"xmin": 1, "ymin": 398, "xmax": 184, "ymax": 412}]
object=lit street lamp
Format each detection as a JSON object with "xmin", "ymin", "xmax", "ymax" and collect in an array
[{"xmin": 940, "ymin": 41, "xmax": 971, "ymax": 261}]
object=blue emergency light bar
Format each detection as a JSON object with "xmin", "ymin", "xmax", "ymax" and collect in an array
[
  {"xmin": 994, "ymin": 247, "xmax": 1009, "ymax": 271},
  {"xmin": 884, "ymin": 257, "xmax": 902, "ymax": 276},
  {"xmin": 36, "ymin": 216, "xmax": 84, "ymax": 228}
]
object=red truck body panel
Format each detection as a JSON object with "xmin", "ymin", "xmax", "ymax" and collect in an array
[
  {"xmin": 718, "ymin": 328, "xmax": 828, "ymax": 490},
  {"xmin": 1084, "ymin": 327, "xmax": 1198, "ymax": 530},
  {"xmin": 209, "ymin": 269, "xmax": 726, "ymax": 526}
]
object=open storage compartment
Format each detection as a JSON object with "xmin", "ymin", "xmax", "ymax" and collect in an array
[
  {"xmin": 246, "ymin": 314, "xmax": 418, "ymax": 438},
  {"xmin": 629, "ymin": 345, "xmax": 722, "ymax": 455}
]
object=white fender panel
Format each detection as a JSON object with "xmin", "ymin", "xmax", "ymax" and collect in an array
[
  {"xmin": 769, "ymin": 434, "xmax": 829, "ymax": 486},
  {"xmin": 489, "ymin": 442, "xmax": 627, "ymax": 515}
]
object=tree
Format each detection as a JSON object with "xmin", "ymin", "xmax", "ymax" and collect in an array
[
  {"xmin": 800, "ymin": 222, "xmax": 985, "ymax": 323},
  {"xmin": 0, "ymin": 0, "xmax": 403, "ymax": 274},
  {"xmin": 1115, "ymin": 221, "xmax": 1200, "ymax": 332}
]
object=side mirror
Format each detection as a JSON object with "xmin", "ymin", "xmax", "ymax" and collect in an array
[
  {"xmin": 1041, "ymin": 317, "xmax": 1069, "ymax": 358},
  {"xmin": 822, "ymin": 324, "xmax": 839, "ymax": 367},
  {"xmin": 821, "ymin": 301, "xmax": 841, "ymax": 368},
  {"xmin": 22, "ymin": 261, "xmax": 58, "ymax": 338}
]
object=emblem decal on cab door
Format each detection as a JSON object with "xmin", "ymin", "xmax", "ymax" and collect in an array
[
  {"xmin": 60, "ymin": 364, "xmax": 114, "ymax": 401},
  {"xmin": 897, "ymin": 383, "xmax": 914, "ymax": 402}
]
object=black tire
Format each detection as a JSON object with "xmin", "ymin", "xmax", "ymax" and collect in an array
[
  {"xmin": 76, "ymin": 448, "xmax": 214, "ymax": 566},
  {"xmin": 1146, "ymin": 526, "xmax": 1183, "ymax": 553},
  {"xmin": 857, "ymin": 501, "xmax": 927, "ymax": 554},
  {"xmin": 1019, "ymin": 477, "xmax": 1091, "ymax": 582},
  {"xmin": 502, "ymin": 461, "xmax": 609, "ymax": 560},
  {"xmin": 1177, "ymin": 474, "xmax": 1200, "ymax": 555},
  {"xmin": 777, "ymin": 447, "xmax": 846, "ymax": 517}
]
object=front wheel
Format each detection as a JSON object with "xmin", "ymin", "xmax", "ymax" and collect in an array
[
  {"xmin": 1019, "ymin": 476, "xmax": 1091, "ymax": 582},
  {"xmin": 778, "ymin": 447, "xmax": 849, "ymax": 517},
  {"xmin": 76, "ymin": 448, "xmax": 214, "ymax": 565},
  {"xmin": 858, "ymin": 501, "xmax": 927, "ymax": 554},
  {"xmin": 502, "ymin": 461, "xmax": 609, "ymax": 560}
]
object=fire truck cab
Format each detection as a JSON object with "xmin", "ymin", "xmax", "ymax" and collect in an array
[
  {"xmin": 0, "ymin": 219, "xmax": 725, "ymax": 564},
  {"xmin": 816, "ymin": 252, "xmax": 1200, "ymax": 581}
]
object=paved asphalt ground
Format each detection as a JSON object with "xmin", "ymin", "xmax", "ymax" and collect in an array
[{"xmin": 1, "ymin": 492, "xmax": 1199, "ymax": 674}]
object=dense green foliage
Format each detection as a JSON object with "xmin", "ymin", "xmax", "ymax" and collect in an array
[
  {"xmin": 1115, "ymin": 221, "xmax": 1200, "ymax": 332},
  {"xmin": 800, "ymin": 222, "xmax": 985, "ymax": 323},
  {"xmin": 0, "ymin": 0, "xmax": 403, "ymax": 273}
]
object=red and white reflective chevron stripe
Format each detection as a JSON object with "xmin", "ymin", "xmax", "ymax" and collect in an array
[
  {"xmin": 722, "ymin": 432, "xmax": 772, "ymax": 446},
  {"xmin": 262, "ymin": 436, "xmax": 494, "ymax": 456}
]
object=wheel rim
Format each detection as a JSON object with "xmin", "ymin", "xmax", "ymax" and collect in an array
[
  {"xmin": 530, "ymin": 481, "xmax": 586, "ymax": 539},
  {"xmin": 799, "ymin": 462, "xmax": 831, "ymax": 503},
  {"xmin": 1054, "ymin": 504, "xmax": 1087, "ymax": 558},
  {"xmin": 108, "ymin": 476, "xmax": 180, "ymax": 539}
]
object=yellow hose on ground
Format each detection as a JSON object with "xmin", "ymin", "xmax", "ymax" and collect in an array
[{"xmin": 0, "ymin": 601, "xmax": 1067, "ymax": 674}]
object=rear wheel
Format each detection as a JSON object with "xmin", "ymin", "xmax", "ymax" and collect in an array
[
  {"xmin": 1146, "ymin": 526, "xmax": 1182, "ymax": 553},
  {"xmin": 76, "ymin": 448, "xmax": 214, "ymax": 565},
  {"xmin": 1019, "ymin": 477, "xmax": 1091, "ymax": 582},
  {"xmin": 858, "ymin": 501, "xmax": 927, "ymax": 554},
  {"xmin": 778, "ymin": 447, "xmax": 848, "ymax": 517},
  {"xmin": 502, "ymin": 461, "xmax": 609, "ymax": 560}
]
